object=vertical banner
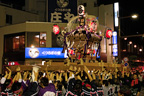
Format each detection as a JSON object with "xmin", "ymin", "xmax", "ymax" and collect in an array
[
  {"xmin": 48, "ymin": 0, "xmax": 77, "ymax": 23},
  {"xmin": 112, "ymin": 31, "xmax": 118, "ymax": 56}
]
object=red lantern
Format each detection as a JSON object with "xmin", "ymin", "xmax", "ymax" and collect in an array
[
  {"xmin": 53, "ymin": 25, "xmax": 59, "ymax": 35},
  {"xmin": 106, "ymin": 29, "xmax": 112, "ymax": 39}
]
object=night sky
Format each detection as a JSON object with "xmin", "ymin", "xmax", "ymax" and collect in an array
[
  {"xmin": 120, "ymin": 0, "xmax": 144, "ymax": 36},
  {"xmin": 99, "ymin": 0, "xmax": 144, "ymax": 36}
]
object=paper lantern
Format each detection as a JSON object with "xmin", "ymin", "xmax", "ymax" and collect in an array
[
  {"xmin": 106, "ymin": 29, "xmax": 112, "ymax": 39},
  {"xmin": 53, "ymin": 25, "xmax": 60, "ymax": 35},
  {"xmin": 78, "ymin": 5, "xmax": 85, "ymax": 16}
]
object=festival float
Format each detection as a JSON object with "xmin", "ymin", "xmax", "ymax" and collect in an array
[{"xmin": 8, "ymin": 5, "xmax": 121, "ymax": 71}]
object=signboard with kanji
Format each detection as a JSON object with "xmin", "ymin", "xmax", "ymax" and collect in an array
[{"xmin": 48, "ymin": 0, "xmax": 77, "ymax": 23}]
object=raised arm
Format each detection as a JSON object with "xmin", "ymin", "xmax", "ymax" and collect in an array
[
  {"xmin": 83, "ymin": 66, "xmax": 93, "ymax": 82},
  {"xmin": 74, "ymin": 67, "xmax": 82, "ymax": 81},
  {"xmin": 6, "ymin": 67, "xmax": 11, "ymax": 79}
]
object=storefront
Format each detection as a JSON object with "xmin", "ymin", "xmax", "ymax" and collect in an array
[{"xmin": 0, "ymin": 22, "xmax": 67, "ymax": 72}]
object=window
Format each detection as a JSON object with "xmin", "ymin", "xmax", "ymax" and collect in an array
[
  {"xmin": 27, "ymin": 32, "xmax": 46, "ymax": 47},
  {"xmin": 13, "ymin": 36, "xmax": 25, "ymax": 51},
  {"xmin": 27, "ymin": 32, "xmax": 40, "ymax": 47},
  {"xmin": 4, "ymin": 33, "xmax": 25, "ymax": 53},
  {"xmin": 40, "ymin": 32, "xmax": 46, "ymax": 47},
  {"xmin": 6, "ymin": 14, "xmax": 12, "ymax": 24}
]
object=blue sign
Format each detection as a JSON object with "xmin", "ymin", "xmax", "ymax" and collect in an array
[
  {"xmin": 112, "ymin": 31, "xmax": 118, "ymax": 56},
  {"xmin": 48, "ymin": 0, "xmax": 77, "ymax": 23},
  {"xmin": 124, "ymin": 62, "xmax": 128, "ymax": 67},
  {"xmin": 25, "ymin": 47, "xmax": 68, "ymax": 59}
]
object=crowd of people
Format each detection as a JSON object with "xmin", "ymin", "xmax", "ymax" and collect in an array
[{"xmin": 0, "ymin": 65, "xmax": 144, "ymax": 96}]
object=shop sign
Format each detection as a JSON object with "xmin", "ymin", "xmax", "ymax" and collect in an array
[
  {"xmin": 112, "ymin": 31, "xmax": 118, "ymax": 56},
  {"xmin": 48, "ymin": 0, "xmax": 77, "ymax": 23},
  {"xmin": 25, "ymin": 47, "xmax": 68, "ymax": 59}
]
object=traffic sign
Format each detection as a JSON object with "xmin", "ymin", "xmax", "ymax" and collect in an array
[
  {"xmin": 123, "ymin": 57, "xmax": 129, "ymax": 62},
  {"xmin": 124, "ymin": 62, "xmax": 129, "ymax": 67}
]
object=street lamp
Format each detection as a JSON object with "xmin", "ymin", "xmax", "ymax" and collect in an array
[
  {"xmin": 139, "ymin": 49, "xmax": 142, "ymax": 52},
  {"xmin": 134, "ymin": 45, "xmax": 137, "ymax": 48},
  {"xmin": 118, "ymin": 14, "xmax": 138, "ymax": 62},
  {"xmin": 131, "ymin": 14, "xmax": 138, "ymax": 19},
  {"xmin": 124, "ymin": 38, "xmax": 127, "ymax": 40},
  {"xmin": 129, "ymin": 41, "xmax": 132, "ymax": 45}
]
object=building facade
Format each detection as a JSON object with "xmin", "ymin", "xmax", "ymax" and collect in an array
[
  {"xmin": 0, "ymin": 3, "xmax": 39, "ymax": 27},
  {"xmin": 0, "ymin": 0, "xmax": 117, "ymax": 73},
  {"xmin": 0, "ymin": 22, "xmax": 67, "ymax": 73}
]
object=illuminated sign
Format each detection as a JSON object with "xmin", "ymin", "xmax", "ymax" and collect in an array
[
  {"xmin": 114, "ymin": 2, "xmax": 119, "ymax": 27},
  {"xmin": 25, "ymin": 48, "xmax": 68, "ymax": 59},
  {"xmin": 112, "ymin": 31, "xmax": 118, "ymax": 56}
]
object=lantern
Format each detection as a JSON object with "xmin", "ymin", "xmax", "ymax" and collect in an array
[
  {"xmin": 53, "ymin": 25, "xmax": 60, "ymax": 35},
  {"xmin": 78, "ymin": 5, "xmax": 85, "ymax": 16},
  {"xmin": 106, "ymin": 29, "xmax": 112, "ymax": 39}
]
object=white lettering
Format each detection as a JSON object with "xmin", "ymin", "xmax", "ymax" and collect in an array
[
  {"xmin": 51, "ymin": 12, "xmax": 62, "ymax": 23},
  {"xmin": 42, "ymin": 51, "xmax": 61, "ymax": 55},
  {"xmin": 64, "ymin": 12, "xmax": 74, "ymax": 22}
]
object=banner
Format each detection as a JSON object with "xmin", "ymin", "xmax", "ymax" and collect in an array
[
  {"xmin": 112, "ymin": 31, "xmax": 118, "ymax": 56},
  {"xmin": 25, "ymin": 47, "xmax": 68, "ymax": 59},
  {"xmin": 48, "ymin": 0, "xmax": 77, "ymax": 23}
]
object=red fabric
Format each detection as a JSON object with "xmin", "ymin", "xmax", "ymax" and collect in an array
[
  {"xmin": 131, "ymin": 79, "xmax": 138, "ymax": 87},
  {"xmin": 85, "ymin": 84, "xmax": 91, "ymax": 88},
  {"xmin": 82, "ymin": 82, "xmax": 85, "ymax": 86},
  {"xmin": 82, "ymin": 82, "xmax": 92, "ymax": 88}
]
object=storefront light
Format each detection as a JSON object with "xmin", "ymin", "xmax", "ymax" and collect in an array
[
  {"xmin": 35, "ymin": 35, "xmax": 39, "ymax": 38},
  {"xmin": 31, "ymin": 45, "xmax": 35, "ymax": 48},
  {"xmin": 15, "ymin": 36, "xmax": 19, "ymax": 39}
]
